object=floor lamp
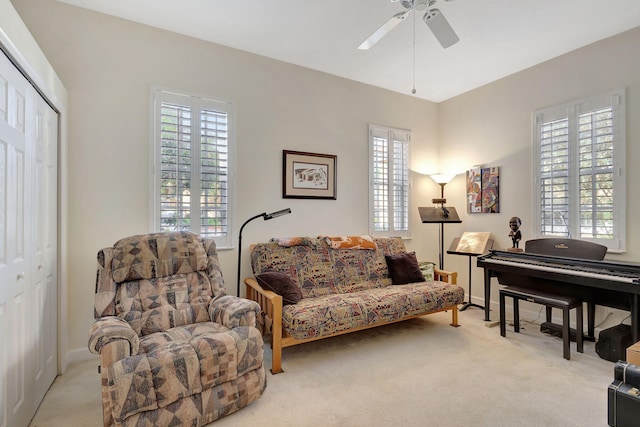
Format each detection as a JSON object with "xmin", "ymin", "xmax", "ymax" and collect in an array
[
  {"xmin": 418, "ymin": 174, "xmax": 461, "ymax": 270},
  {"xmin": 237, "ymin": 208, "xmax": 291, "ymax": 297}
]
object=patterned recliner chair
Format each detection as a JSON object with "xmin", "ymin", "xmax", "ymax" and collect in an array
[{"xmin": 88, "ymin": 231, "xmax": 266, "ymax": 427}]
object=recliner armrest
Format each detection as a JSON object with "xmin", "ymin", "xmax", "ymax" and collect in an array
[
  {"xmin": 88, "ymin": 316, "xmax": 139, "ymax": 355},
  {"xmin": 209, "ymin": 294, "xmax": 261, "ymax": 329}
]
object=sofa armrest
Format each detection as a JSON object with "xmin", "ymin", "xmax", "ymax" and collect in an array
[
  {"xmin": 88, "ymin": 316, "xmax": 139, "ymax": 355},
  {"xmin": 209, "ymin": 294, "xmax": 261, "ymax": 328},
  {"xmin": 434, "ymin": 268, "xmax": 458, "ymax": 285},
  {"xmin": 245, "ymin": 277, "xmax": 285, "ymax": 373},
  {"xmin": 244, "ymin": 277, "xmax": 283, "ymax": 334}
]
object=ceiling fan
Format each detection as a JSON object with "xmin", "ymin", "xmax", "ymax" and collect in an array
[{"xmin": 358, "ymin": 0, "xmax": 460, "ymax": 50}]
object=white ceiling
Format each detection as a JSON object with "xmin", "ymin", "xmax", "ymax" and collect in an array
[{"xmin": 58, "ymin": 0, "xmax": 640, "ymax": 102}]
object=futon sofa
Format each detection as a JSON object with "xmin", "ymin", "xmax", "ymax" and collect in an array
[{"xmin": 245, "ymin": 235, "xmax": 464, "ymax": 373}]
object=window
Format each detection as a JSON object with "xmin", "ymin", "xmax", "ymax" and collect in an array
[
  {"xmin": 152, "ymin": 89, "xmax": 235, "ymax": 248},
  {"xmin": 533, "ymin": 90, "xmax": 626, "ymax": 251},
  {"xmin": 369, "ymin": 125, "xmax": 411, "ymax": 238}
]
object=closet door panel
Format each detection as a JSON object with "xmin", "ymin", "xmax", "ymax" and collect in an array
[
  {"xmin": 0, "ymin": 139, "xmax": 7, "ymax": 427},
  {"xmin": 32, "ymin": 98, "xmax": 57, "ymax": 407},
  {"xmin": 0, "ymin": 50, "xmax": 31, "ymax": 427}
]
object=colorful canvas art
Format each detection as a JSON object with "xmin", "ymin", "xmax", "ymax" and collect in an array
[
  {"xmin": 466, "ymin": 167, "xmax": 482, "ymax": 213},
  {"xmin": 467, "ymin": 166, "xmax": 499, "ymax": 214}
]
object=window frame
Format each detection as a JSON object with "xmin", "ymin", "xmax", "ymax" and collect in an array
[
  {"xmin": 368, "ymin": 124, "xmax": 412, "ymax": 238},
  {"xmin": 532, "ymin": 89, "xmax": 626, "ymax": 252},
  {"xmin": 150, "ymin": 88, "xmax": 236, "ymax": 249}
]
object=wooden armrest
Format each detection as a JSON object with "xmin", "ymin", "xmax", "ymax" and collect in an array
[
  {"xmin": 434, "ymin": 268, "xmax": 458, "ymax": 285},
  {"xmin": 245, "ymin": 277, "xmax": 279, "ymax": 301},
  {"xmin": 244, "ymin": 277, "xmax": 283, "ymax": 334},
  {"xmin": 244, "ymin": 277, "xmax": 285, "ymax": 373}
]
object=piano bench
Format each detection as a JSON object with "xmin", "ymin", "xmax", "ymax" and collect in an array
[{"xmin": 499, "ymin": 285, "xmax": 584, "ymax": 360}]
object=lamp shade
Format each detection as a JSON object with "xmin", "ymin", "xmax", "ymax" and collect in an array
[{"xmin": 429, "ymin": 173, "xmax": 455, "ymax": 185}]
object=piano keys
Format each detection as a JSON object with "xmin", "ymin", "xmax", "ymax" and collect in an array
[{"xmin": 477, "ymin": 238, "xmax": 640, "ymax": 342}]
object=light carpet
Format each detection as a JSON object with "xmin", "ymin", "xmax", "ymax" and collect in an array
[{"xmin": 30, "ymin": 308, "xmax": 614, "ymax": 427}]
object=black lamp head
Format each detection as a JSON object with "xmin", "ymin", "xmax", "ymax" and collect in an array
[{"xmin": 264, "ymin": 208, "xmax": 292, "ymax": 220}]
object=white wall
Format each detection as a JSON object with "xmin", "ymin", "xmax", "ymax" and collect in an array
[{"xmin": 12, "ymin": 0, "xmax": 443, "ymax": 359}]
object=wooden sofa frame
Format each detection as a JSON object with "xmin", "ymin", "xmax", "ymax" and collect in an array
[{"xmin": 245, "ymin": 269, "xmax": 459, "ymax": 374}]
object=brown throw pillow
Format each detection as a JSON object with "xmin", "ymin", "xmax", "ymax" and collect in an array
[
  {"xmin": 255, "ymin": 271, "xmax": 303, "ymax": 305},
  {"xmin": 385, "ymin": 252, "xmax": 425, "ymax": 285}
]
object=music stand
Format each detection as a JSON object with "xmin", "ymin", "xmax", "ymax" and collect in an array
[
  {"xmin": 447, "ymin": 233, "xmax": 493, "ymax": 311},
  {"xmin": 418, "ymin": 206, "xmax": 462, "ymax": 270}
]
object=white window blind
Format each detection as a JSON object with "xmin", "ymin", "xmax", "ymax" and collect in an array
[
  {"xmin": 533, "ymin": 90, "xmax": 625, "ymax": 251},
  {"xmin": 369, "ymin": 125, "xmax": 411, "ymax": 238},
  {"xmin": 153, "ymin": 89, "xmax": 234, "ymax": 248}
]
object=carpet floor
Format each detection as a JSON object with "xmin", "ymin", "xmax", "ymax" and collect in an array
[{"xmin": 29, "ymin": 307, "xmax": 614, "ymax": 427}]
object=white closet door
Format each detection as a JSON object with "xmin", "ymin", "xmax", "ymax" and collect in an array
[
  {"xmin": 0, "ymin": 48, "xmax": 58, "ymax": 427},
  {"xmin": 32, "ymin": 92, "xmax": 57, "ymax": 410},
  {"xmin": 0, "ymin": 47, "xmax": 32, "ymax": 427}
]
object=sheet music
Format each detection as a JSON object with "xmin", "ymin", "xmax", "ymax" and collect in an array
[{"xmin": 453, "ymin": 232, "xmax": 491, "ymax": 255}]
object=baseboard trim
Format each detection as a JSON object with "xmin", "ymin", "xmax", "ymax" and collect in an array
[{"xmin": 67, "ymin": 347, "xmax": 97, "ymax": 364}]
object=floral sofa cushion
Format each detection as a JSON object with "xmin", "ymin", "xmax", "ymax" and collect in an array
[
  {"xmin": 281, "ymin": 281, "xmax": 464, "ymax": 340},
  {"xmin": 250, "ymin": 236, "xmax": 408, "ymax": 298}
]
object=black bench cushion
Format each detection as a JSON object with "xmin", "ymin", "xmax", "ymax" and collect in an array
[{"xmin": 501, "ymin": 285, "xmax": 581, "ymax": 307}]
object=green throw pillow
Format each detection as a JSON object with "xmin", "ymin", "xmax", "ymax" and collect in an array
[{"xmin": 418, "ymin": 261, "xmax": 435, "ymax": 282}]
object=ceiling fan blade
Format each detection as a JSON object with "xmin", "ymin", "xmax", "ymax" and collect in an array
[
  {"xmin": 423, "ymin": 8, "xmax": 459, "ymax": 49},
  {"xmin": 358, "ymin": 10, "xmax": 410, "ymax": 50}
]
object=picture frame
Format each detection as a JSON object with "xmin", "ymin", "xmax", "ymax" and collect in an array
[
  {"xmin": 283, "ymin": 150, "xmax": 337, "ymax": 199},
  {"xmin": 466, "ymin": 166, "xmax": 500, "ymax": 213}
]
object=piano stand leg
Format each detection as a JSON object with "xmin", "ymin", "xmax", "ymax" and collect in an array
[
  {"xmin": 588, "ymin": 302, "xmax": 596, "ymax": 340},
  {"xmin": 576, "ymin": 305, "xmax": 584, "ymax": 353},
  {"xmin": 499, "ymin": 292, "xmax": 506, "ymax": 337},
  {"xmin": 514, "ymin": 299, "xmax": 520, "ymax": 333}
]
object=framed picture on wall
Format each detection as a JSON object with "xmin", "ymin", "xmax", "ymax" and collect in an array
[
  {"xmin": 283, "ymin": 150, "xmax": 337, "ymax": 199},
  {"xmin": 467, "ymin": 166, "xmax": 500, "ymax": 213}
]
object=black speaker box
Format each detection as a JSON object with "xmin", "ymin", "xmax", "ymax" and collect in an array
[{"xmin": 597, "ymin": 324, "xmax": 633, "ymax": 362}]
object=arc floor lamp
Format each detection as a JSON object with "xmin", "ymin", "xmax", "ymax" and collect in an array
[{"xmin": 236, "ymin": 208, "xmax": 291, "ymax": 296}]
